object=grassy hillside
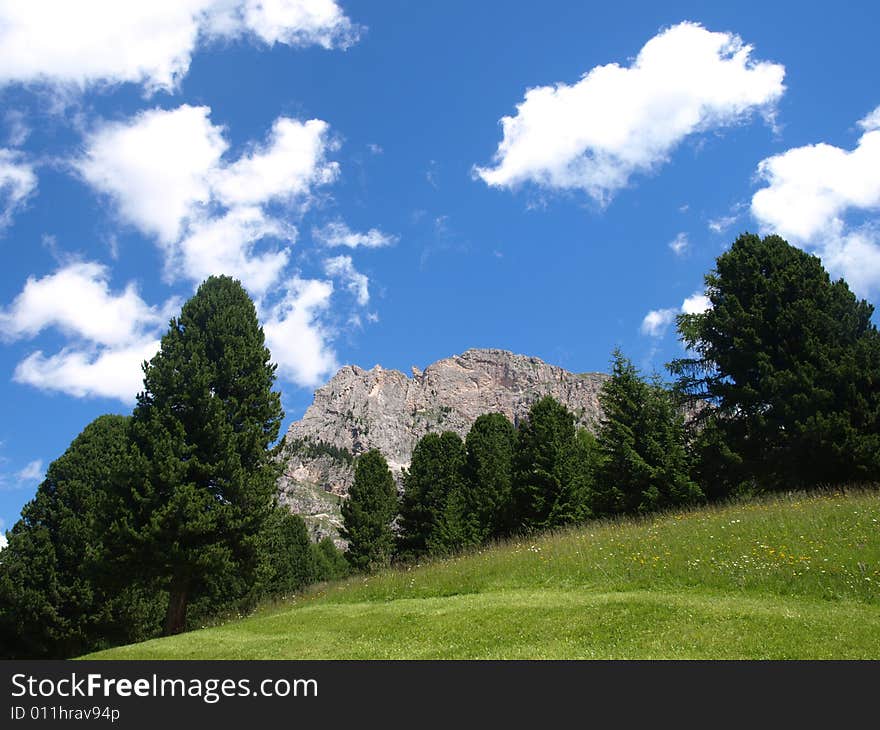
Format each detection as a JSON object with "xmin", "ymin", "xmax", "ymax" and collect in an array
[{"xmin": 85, "ymin": 489, "xmax": 880, "ymax": 659}]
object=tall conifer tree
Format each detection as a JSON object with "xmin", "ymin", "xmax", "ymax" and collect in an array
[
  {"xmin": 124, "ymin": 276, "xmax": 283, "ymax": 635},
  {"xmin": 341, "ymin": 449, "xmax": 397, "ymax": 572}
]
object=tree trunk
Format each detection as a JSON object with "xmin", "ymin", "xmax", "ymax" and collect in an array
[{"xmin": 163, "ymin": 572, "xmax": 190, "ymax": 636}]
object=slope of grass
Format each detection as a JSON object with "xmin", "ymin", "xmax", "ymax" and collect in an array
[{"xmin": 85, "ymin": 489, "xmax": 880, "ymax": 659}]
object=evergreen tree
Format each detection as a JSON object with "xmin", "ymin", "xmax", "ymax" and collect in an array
[
  {"xmin": 0, "ymin": 415, "xmax": 163, "ymax": 658},
  {"xmin": 511, "ymin": 396, "xmax": 592, "ymax": 531},
  {"xmin": 596, "ymin": 350, "xmax": 701, "ymax": 515},
  {"xmin": 463, "ymin": 413, "xmax": 516, "ymax": 541},
  {"xmin": 123, "ymin": 276, "xmax": 283, "ymax": 635},
  {"xmin": 341, "ymin": 449, "xmax": 397, "ymax": 572},
  {"xmin": 251, "ymin": 509, "xmax": 316, "ymax": 599},
  {"xmin": 671, "ymin": 233, "xmax": 880, "ymax": 491},
  {"xmin": 397, "ymin": 431, "xmax": 467, "ymax": 558},
  {"xmin": 311, "ymin": 537, "xmax": 350, "ymax": 582}
]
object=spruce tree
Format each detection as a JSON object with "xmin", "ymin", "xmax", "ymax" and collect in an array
[
  {"xmin": 397, "ymin": 431, "xmax": 467, "ymax": 559},
  {"xmin": 124, "ymin": 276, "xmax": 283, "ymax": 635},
  {"xmin": 341, "ymin": 449, "xmax": 397, "ymax": 572},
  {"xmin": 671, "ymin": 233, "xmax": 880, "ymax": 491},
  {"xmin": 596, "ymin": 350, "xmax": 701, "ymax": 515},
  {"xmin": 511, "ymin": 396, "xmax": 592, "ymax": 531},
  {"xmin": 463, "ymin": 413, "xmax": 516, "ymax": 541}
]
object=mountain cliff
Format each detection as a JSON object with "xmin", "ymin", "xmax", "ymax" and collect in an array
[{"xmin": 277, "ymin": 348, "xmax": 609, "ymax": 542}]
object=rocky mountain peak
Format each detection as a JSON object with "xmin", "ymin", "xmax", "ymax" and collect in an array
[{"xmin": 277, "ymin": 348, "xmax": 609, "ymax": 542}]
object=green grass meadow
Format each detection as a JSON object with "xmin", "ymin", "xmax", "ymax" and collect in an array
[{"xmin": 85, "ymin": 489, "xmax": 880, "ymax": 659}]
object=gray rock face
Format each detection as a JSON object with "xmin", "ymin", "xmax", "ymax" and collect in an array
[{"xmin": 277, "ymin": 348, "xmax": 608, "ymax": 543}]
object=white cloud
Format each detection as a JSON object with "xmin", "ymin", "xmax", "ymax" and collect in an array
[
  {"xmin": 475, "ymin": 21, "xmax": 784, "ymax": 202},
  {"xmin": 0, "ymin": 533, "xmax": 6, "ymax": 550},
  {"xmin": 0, "ymin": 262, "xmax": 174, "ymax": 402},
  {"xmin": 15, "ymin": 459, "xmax": 43, "ymax": 483},
  {"xmin": 751, "ymin": 124, "xmax": 880, "ymax": 242},
  {"xmin": 708, "ymin": 214, "xmax": 737, "ymax": 234},
  {"xmin": 212, "ymin": 118, "xmax": 339, "ymax": 208},
  {"xmin": 77, "ymin": 106, "xmax": 337, "ymax": 293},
  {"xmin": 176, "ymin": 208, "xmax": 292, "ymax": 296},
  {"xmin": 14, "ymin": 338, "xmax": 159, "ymax": 402},
  {"xmin": 641, "ymin": 308, "xmax": 677, "ymax": 337},
  {"xmin": 682, "ymin": 292, "xmax": 711, "ymax": 314},
  {"xmin": 5, "ymin": 110, "xmax": 30, "ymax": 147},
  {"xmin": 0, "ymin": 0, "xmax": 359, "ymax": 93},
  {"xmin": 262, "ymin": 277, "xmax": 338, "ymax": 387},
  {"xmin": 312, "ymin": 220, "xmax": 396, "ymax": 248},
  {"xmin": 324, "ymin": 254, "xmax": 369, "ymax": 305},
  {"xmin": 0, "ymin": 149, "xmax": 37, "ymax": 229},
  {"xmin": 642, "ymin": 290, "xmax": 711, "ymax": 337},
  {"xmin": 0, "ymin": 262, "xmax": 169, "ymax": 346},
  {"xmin": 78, "ymin": 105, "xmax": 226, "ymax": 244},
  {"xmin": 669, "ymin": 232, "xmax": 689, "ymax": 255},
  {"xmin": 858, "ymin": 106, "xmax": 880, "ymax": 132},
  {"xmin": 750, "ymin": 105, "xmax": 880, "ymax": 296}
]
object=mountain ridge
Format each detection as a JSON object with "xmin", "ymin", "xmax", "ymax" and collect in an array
[{"xmin": 277, "ymin": 348, "xmax": 609, "ymax": 541}]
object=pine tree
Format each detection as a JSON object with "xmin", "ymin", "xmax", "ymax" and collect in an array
[
  {"xmin": 0, "ymin": 415, "xmax": 163, "ymax": 658},
  {"xmin": 124, "ymin": 276, "xmax": 283, "ymax": 635},
  {"xmin": 341, "ymin": 449, "xmax": 398, "ymax": 572},
  {"xmin": 596, "ymin": 350, "xmax": 701, "ymax": 515},
  {"xmin": 671, "ymin": 233, "xmax": 880, "ymax": 491},
  {"xmin": 463, "ymin": 413, "xmax": 516, "ymax": 541},
  {"xmin": 311, "ymin": 537, "xmax": 350, "ymax": 581},
  {"xmin": 397, "ymin": 431, "xmax": 467, "ymax": 559},
  {"xmin": 511, "ymin": 396, "xmax": 592, "ymax": 531},
  {"xmin": 252, "ymin": 509, "xmax": 317, "ymax": 599}
]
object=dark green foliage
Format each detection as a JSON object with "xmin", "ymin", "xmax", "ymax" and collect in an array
[
  {"xmin": 463, "ymin": 413, "xmax": 516, "ymax": 541},
  {"xmin": 341, "ymin": 449, "xmax": 397, "ymax": 572},
  {"xmin": 285, "ymin": 438, "xmax": 354, "ymax": 465},
  {"xmin": 670, "ymin": 233, "xmax": 880, "ymax": 492},
  {"xmin": 397, "ymin": 432, "xmax": 468, "ymax": 558},
  {"xmin": 123, "ymin": 275, "xmax": 283, "ymax": 634},
  {"xmin": 311, "ymin": 537, "xmax": 350, "ymax": 582},
  {"xmin": 511, "ymin": 396, "xmax": 593, "ymax": 531},
  {"xmin": 251, "ymin": 510, "xmax": 316, "ymax": 599},
  {"xmin": 0, "ymin": 415, "xmax": 163, "ymax": 658},
  {"xmin": 596, "ymin": 351, "xmax": 702, "ymax": 515}
]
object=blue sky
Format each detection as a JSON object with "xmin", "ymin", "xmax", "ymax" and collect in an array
[{"xmin": 1, "ymin": 0, "xmax": 879, "ymax": 542}]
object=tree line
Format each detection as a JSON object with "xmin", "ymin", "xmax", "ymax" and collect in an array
[{"xmin": 343, "ymin": 233, "xmax": 880, "ymax": 569}]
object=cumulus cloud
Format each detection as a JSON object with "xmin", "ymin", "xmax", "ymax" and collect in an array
[
  {"xmin": 641, "ymin": 290, "xmax": 711, "ymax": 337},
  {"xmin": 0, "ymin": 262, "xmax": 174, "ymax": 402},
  {"xmin": 212, "ymin": 117, "xmax": 339, "ymax": 208},
  {"xmin": 0, "ymin": 149, "xmax": 37, "ymax": 229},
  {"xmin": 312, "ymin": 220, "xmax": 396, "ymax": 248},
  {"xmin": 13, "ymin": 339, "xmax": 160, "ymax": 402},
  {"xmin": 324, "ymin": 254, "xmax": 369, "ymax": 305},
  {"xmin": 475, "ymin": 21, "xmax": 784, "ymax": 203},
  {"xmin": 0, "ymin": 0, "xmax": 359, "ymax": 93},
  {"xmin": 0, "ymin": 533, "xmax": 6, "ymax": 550},
  {"xmin": 262, "ymin": 277, "xmax": 338, "ymax": 387},
  {"xmin": 77, "ymin": 105, "xmax": 225, "ymax": 243},
  {"xmin": 668, "ymin": 232, "xmax": 689, "ymax": 255},
  {"xmin": 76, "ymin": 105, "xmax": 337, "ymax": 294},
  {"xmin": 681, "ymin": 292, "xmax": 711, "ymax": 314},
  {"xmin": 750, "ymin": 105, "xmax": 880, "ymax": 296},
  {"xmin": 0, "ymin": 262, "xmax": 169, "ymax": 345},
  {"xmin": 176, "ymin": 208, "xmax": 293, "ymax": 297}
]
